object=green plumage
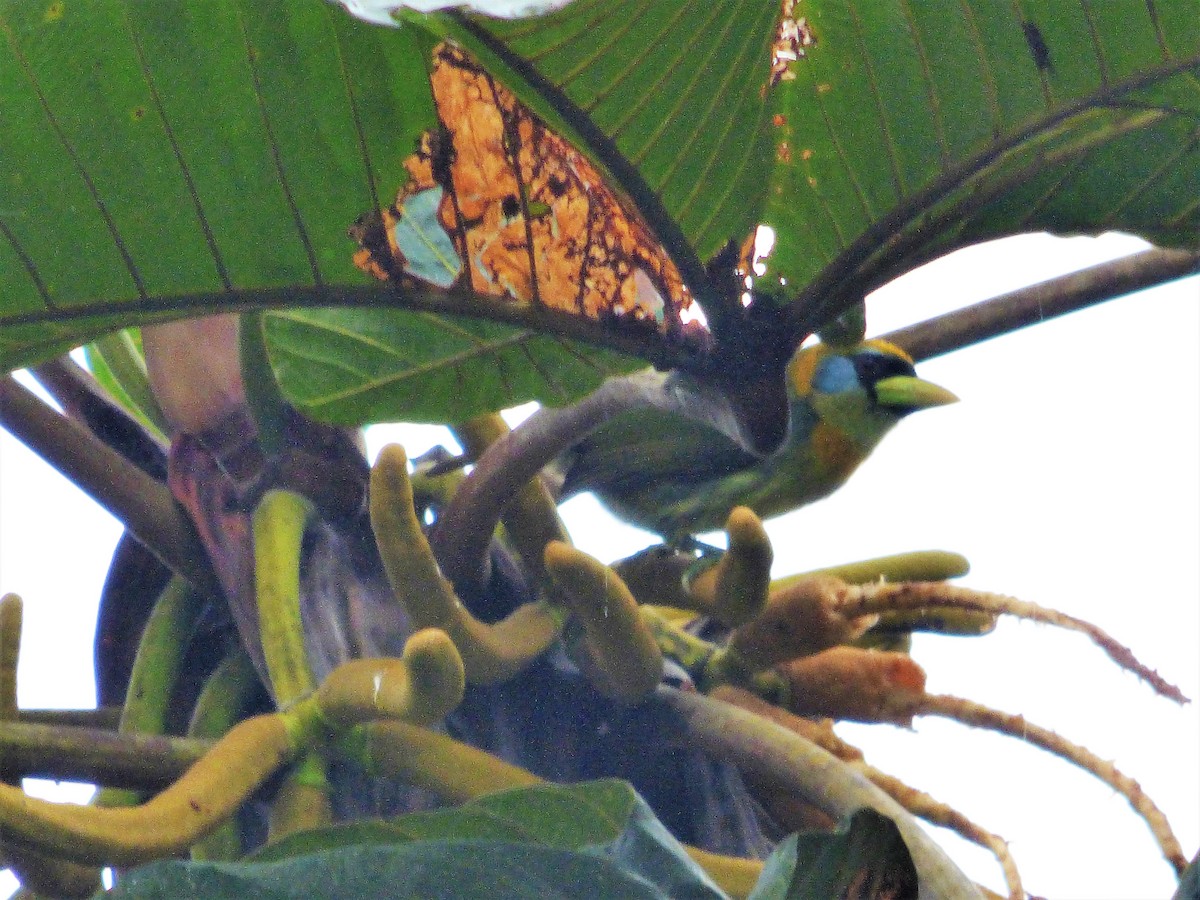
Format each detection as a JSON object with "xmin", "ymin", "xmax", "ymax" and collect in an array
[{"xmin": 561, "ymin": 340, "xmax": 956, "ymax": 539}]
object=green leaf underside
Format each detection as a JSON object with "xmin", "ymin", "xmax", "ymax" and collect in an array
[
  {"xmin": 106, "ymin": 781, "xmax": 723, "ymax": 899},
  {"xmin": 108, "ymin": 842, "xmax": 675, "ymax": 900},
  {"xmin": 3, "ymin": 0, "xmax": 1197, "ymax": 422},
  {"xmin": 763, "ymin": 0, "xmax": 1200, "ymax": 323},
  {"xmin": 262, "ymin": 307, "xmax": 644, "ymax": 424},
  {"xmin": 0, "ymin": 0, "xmax": 437, "ymax": 365}
]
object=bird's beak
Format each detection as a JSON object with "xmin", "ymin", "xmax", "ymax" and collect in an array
[{"xmin": 873, "ymin": 375, "xmax": 959, "ymax": 411}]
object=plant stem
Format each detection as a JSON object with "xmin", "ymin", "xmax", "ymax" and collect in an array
[
  {"xmin": 883, "ymin": 248, "xmax": 1200, "ymax": 363},
  {"xmin": 0, "ymin": 375, "xmax": 221, "ymax": 598},
  {"xmin": 0, "ymin": 721, "xmax": 210, "ymax": 790}
]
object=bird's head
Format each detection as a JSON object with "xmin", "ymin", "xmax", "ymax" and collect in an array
[{"xmin": 787, "ymin": 339, "xmax": 958, "ymax": 449}]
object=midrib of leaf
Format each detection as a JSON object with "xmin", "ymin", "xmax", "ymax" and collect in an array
[
  {"xmin": 0, "ymin": 8, "xmax": 148, "ymax": 304},
  {"xmin": 234, "ymin": 2, "xmax": 322, "ymax": 287},
  {"xmin": 266, "ymin": 308, "xmax": 621, "ymax": 408},
  {"xmin": 789, "ymin": 50, "xmax": 1200, "ymax": 323},
  {"xmin": 445, "ymin": 13, "xmax": 725, "ymax": 329}
]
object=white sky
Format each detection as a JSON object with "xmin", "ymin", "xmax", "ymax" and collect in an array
[{"xmin": 0, "ymin": 232, "xmax": 1196, "ymax": 898}]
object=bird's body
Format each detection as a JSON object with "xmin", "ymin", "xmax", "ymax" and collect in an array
[{"xmin": 560, "ymin": 339, "xmax": 956, "ymax": 538}]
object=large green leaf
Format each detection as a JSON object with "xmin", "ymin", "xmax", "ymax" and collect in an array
[
  {"xmin": 262, "ymin": 308, "xmax": 644, "ymax": 424},
  {"xmin": 0, "ymin": 0, "xmax": 428, "ymax": 356},
  {"xmin": 2, "ymin": 1, "xmax": 1196, "ymax": 425},
  {"xmin": 760, "ymin": 0, "xmax": 1200, "ymax": 326},
  {"xmin": 108, "ymin": 781, "xmax": 726, "ymax": 899}
]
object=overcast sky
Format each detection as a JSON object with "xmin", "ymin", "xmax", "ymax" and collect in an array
[{"xmin": 1, "ymin": 232, "xmax": 1196, "ymax": 898}]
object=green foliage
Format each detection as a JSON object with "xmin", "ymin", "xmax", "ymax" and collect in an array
[
  {"xmin": 748, "ymin": 809, "xmax": 916, "ymax": 900},
  {"xmin": 261, "ymin": 308, "xmax": 644, "ymax": 424},
  {"xmin": 2, "ymin": 0, "xmax": 1196, "ymax": 424},
  {"xmin": 104, "ymin": 782, "xmax": 918, "ymax": 899},
  {"xmin": 109, "ymin": 781, "xmax": 727, "ymax": 899}
]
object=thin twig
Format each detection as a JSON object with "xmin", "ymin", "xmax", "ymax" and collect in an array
[
  {"xmin": 0, "ymin": 375, "xmax": 221, "ymax": 598},
  {"xmin": 861, "ymin": 767, "xmax": 1022, "ymax": 900},
  {"xmin": 919, "ymin": 693, "xmax": 1187, "ymax": 876},
  {"xmin": 0, "ymin": 720, "xmax": 209, "ymax": 791},
  {"xmin": 834, "ymin": 581, "xmax": 1188, "ymax": 703},
  {"xmin": 883, "ymin": 248, "xmax": 1200, "ymax": 363}
]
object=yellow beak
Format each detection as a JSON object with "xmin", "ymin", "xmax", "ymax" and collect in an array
[{"xmin": 873, "ymin": 375, "xmax": 959, "ymax": 411}]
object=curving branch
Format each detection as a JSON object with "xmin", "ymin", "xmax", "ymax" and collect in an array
[
  {"xmin": 30, "ymin": 355, "xmax": 167, "ymax": 476},
  {"xmin": 0, "ymin": 375, "xmax": 221, "ymax": 598},
  {"xmin": 430, "ymin": 367, "xmax": 761, "ymax": 591},
  {"xmin": 882, "ymin": 247, "xmax": 1200, "ymax": 363},
  {"xmin": 0, "ymin": 720, "xmax": 209, "ymax": 791}
]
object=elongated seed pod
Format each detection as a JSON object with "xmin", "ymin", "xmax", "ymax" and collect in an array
[
  {"xmin": 187, "ymin": 649, "xmax": 265, "ymax": 861},
  {"xmin": 98, "ymin": 576, "xmax": 207, "ymax": 810},
  {"xmin": 0, "ymin": 710, "xmax": 310, "ymax": 866},
  {"xmin": 317, "ymin": 629, "xmax": 465, "ymax": 727},
  {"xmin": 778, "ymin": 550, "xmax": 970, "ymax": 588},
  {"xmin": 267, "ymin": 750, "xmax": 332, "ymax": 844},
  {"xmin": 252, "ymin": 490, "xmax": 318, "ymax": 705},
  {"xmin": 686, "ymin": 507, "xmax": 773, "ymax": 626},
  {"xmin": 370, "ymin": 444, "xmax": 562, "ymax": 683},
  {"xmin": 544, "ymin": 541, "xmax": 663, "ymax": 701}
]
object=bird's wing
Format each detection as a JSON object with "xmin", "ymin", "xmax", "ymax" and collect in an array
[{"xmin": 560, "ymin": 408, "xmax": 760, "ymax": 499}]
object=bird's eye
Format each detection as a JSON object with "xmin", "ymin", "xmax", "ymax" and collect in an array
[{"xmin": 852, "ymin": 352, "xmax": 916, "ymax": 398}]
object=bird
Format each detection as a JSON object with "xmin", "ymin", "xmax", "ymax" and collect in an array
[{"xmin": 559, "ymin": 339, "xmax": 958, "ymax": 539}]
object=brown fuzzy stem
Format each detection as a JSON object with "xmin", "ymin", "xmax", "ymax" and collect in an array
[
  {"xmin": 835, "ymin": 581, "xmax": 1188, "ymax": 703},
  {"xmin": 727, "ymin": 575, "xmax": 873, "ymax": 670},
  {"xmin": 919, "ymin": 693, "xmax": 1187, "ymax": 876},
  {"xmin": 713, "ymin": 686, "xmax": 1022, "ymax": 899},
  {"xmin": 655, "ymin": 685, "xmax": 982, "ymax": 898}
]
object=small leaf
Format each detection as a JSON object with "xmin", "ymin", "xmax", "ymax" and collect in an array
[{"xmin": 748, "ymin": 809, "xmax": 917, "ymax": 900}]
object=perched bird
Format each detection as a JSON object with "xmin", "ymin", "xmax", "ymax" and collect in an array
[{"xmin": 560, "ymin": 339, "xmax": 957, "ymax": 539}]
